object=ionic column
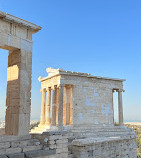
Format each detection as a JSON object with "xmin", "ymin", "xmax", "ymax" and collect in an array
[
  {"xmin": 45, "ymin": 87, "xmax": 51, "ymax": 125},
  {"xmin": 51, "ymin": 86, "xmax": 57, "ymax": 126},
  {"xmin": 56, "ymin": 88, "xmax": 59, "ymax": 125},
  {"xmin": 70, "ymin": 86, "xmax": 73, "ymax": 124},
  {"xmin": 63, "ymin": 86, "xmax": 67, "ymax": 125},
  {"xmin": 58, "ymin": 85, "xmax": 64, "ymax": 130},
  {"xmin": 40, "ymin": 89, "xmax": 46, "ymax": 125},
  {"xmin": 64, "ymin": 86, "xmax": 70, "ymax": 125},
  {"xmin": 118, "ymin": 89, "xmax": 124, "ymax": 125}
]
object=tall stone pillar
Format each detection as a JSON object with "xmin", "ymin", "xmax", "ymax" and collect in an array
[
  {"xmin": 70, "ymin": 86, "xmax": 73, "ymax": 125},
  {"xmin": 118, "ymin": 89, "xmax": 124, "ymax": 125},
  {"xmin": 51, "ymin": 86, "xmax": 57, "ymax": 126},
  {"xmin": 56, "ymin": 88, "xmax": 59, "ymax": 125},
  {"xmin": 63, "ymin": 86, "xmax": 67, "ymax": 125},
  {"xmin": 64, "ymin": 86, "xmax": 70, "ymax": 125},
  {"xmin": 58, "ymin": 85, "xmax": 64, "ymax": 130},
  {"xmin": 5, "ymin": 49, "xmax": 32, "ymax": 136},
  {"xmin": 45, "ymin": 87, "xmax": 51, "ymax": 126},
  {"xmin": 40, "ymin": 89, "xmax": 46, "ymax": 125}
]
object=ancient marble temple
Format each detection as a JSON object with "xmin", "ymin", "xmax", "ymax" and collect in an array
[
  {"xmin": 30, "ymin": 68, "xmax": 137, "ymax": 158},
  {"xmin": 32, "ymin": 68, "xmax": 125, "ymax": 133}
]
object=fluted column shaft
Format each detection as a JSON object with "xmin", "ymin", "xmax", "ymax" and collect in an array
[
  {"xmin": 56, "ymin": 88, "xmax": 59, "ymax": 125},
  {"xmin": 64, "ymin": 86, "xmax": 71, "ymax": 125},
  {"xmin": 58, "ymin": 85, "xmax": 63, "ymax": 130},
  {"xmin": 45, "ymin": 87, "xmax": 51, "ymax": 125},
  {"xmin": 118, "ymin": 90, "xmax": 123, "ymax": 125},
  {"xmin": 40, "ymin": 89, "xmax": 46, "ymax": 125},
  {"xmin": 51, "ymin": 86, "xmax": 57, "ymax": 126},
  {"xmin": 70, "ymin": 86, "xmax": 73, "ymax": 124},
  {"xmin": 63, "ymin": 86, "xmax": 67, "ymax": 125}
]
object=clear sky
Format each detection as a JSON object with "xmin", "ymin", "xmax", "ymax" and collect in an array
[{"xmin": 0, "ymin": 0, "xmax": 141, "ymax": 121}]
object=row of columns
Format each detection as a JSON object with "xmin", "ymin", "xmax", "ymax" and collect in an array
[
  {"xmin": 40, "ymin": 86, "xmax": 58, "ymax": 126},
  {"xmin": 113, "ymin": 89, "xmax": 124, "ymax": 126},
  {"xmin": 40, "ymin": 85, "xmax": 69, "ymax": 129}
]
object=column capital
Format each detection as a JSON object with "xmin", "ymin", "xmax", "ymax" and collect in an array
[
  {"xmin": 46, "ymin": 87, "xmax": 51, "ymax": 91},
  {"xmin": 52, "ymin": 85, "xmax": 57, "ymax": 90},
  {"xmin": 40, "ymin": 88, "xmax": 46, "ymax": 92},
  {"xmin": 64, "ymin": 84, "xmax": 73, "ymax": 88},
  {"xmin": 58, "ymin": 84, "xmax": 64, "ymax": 89},
  {"xmin": 113, "ymin": 89, "xmax": 125, "ymax": 93},
  {"xmin": 116, "ymin": 89, "xmax": 125, "ymax": 92}
]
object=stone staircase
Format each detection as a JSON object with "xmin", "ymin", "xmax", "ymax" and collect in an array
[
  {"xmin": 67, "ymin": 126, "xmax": 136, "ymax": 158},
  {"xmin": 0, "ymin": 136, "xmax": 41, "ymax": 155},
  {"xmin": 69, "ymin": 126, "xmax": 135, "ymax": 139},
  {"xmin": 30, "ymin": 125, "xmax": 47, "ymax": 134},
  {"xmin": 30, "ymin": 124, "xmax": 58, "ymax": 134}
]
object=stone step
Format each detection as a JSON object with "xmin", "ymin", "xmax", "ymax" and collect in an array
[
  {"xmin": 0, "ymin": 135, "xmax": 31, "ymax": 143},
  {"xmin": 71, "ymin": 128, "xmax": 130, "ymax": 132},
  {"xmin": 24, "ymin": 149, "xmax": 56, "ymax": 158},
  {"xmin": 0, "ymin": 149, "xmax": 56, "ymax": 158},
  {"xmin": 30, "ymin": 127, "xmax": 47, "ymax": 134},
  {"xmin": 68, "ymin": 154, "xmax": 75, "ymax": 158},
  {"xmin": 73, "ymin": 130, "xmax": 133, "ymax": 134},
  {"xmin": 70, "ymin": 129, "xmax": 133, "ymax": 135},
  {"xmin": 5, "ymin": 153, "xmax": 24, "ymax": 158},
  {"xmin": 10, "ymin": 139, "xmax": 41, "ymax": 148},
  {"xmin": 71, "ymin": 132, "xmax": 133, "ymax": 137},
  {"xmin": 30, "ymin": 130, "xmax": 44, "ymax": 134},
  {"xmin": 22, "ymin": 145, "xmax": 42, "ymax": 152},
  {"xmin": 0, "ymin": 147, "xmax": 22, "ymax": 156},
  {"xmin": 68, "ymin": 131, "xmax": 134, "ymax": 141},
  {"xmin": 0, "ymin": 138, "xmax": 41, "ymax": 150},
  {"xmin": 0, "ymin": 138, "xmax": 43, "ymax": 156},
  {"xmin": 71, "ymin": 126, "xmax": 131, "ymax": 131}
]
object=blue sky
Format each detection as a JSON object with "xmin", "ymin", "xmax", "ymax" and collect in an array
[{"xmin": 0, "ymin": 0, "xmax": 141, "ymax": 121}]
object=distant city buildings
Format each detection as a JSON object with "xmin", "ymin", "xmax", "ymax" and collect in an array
[
  {"xmin": 0, "ymin": 120, "xmax": 5, "ymax": 128},
  {"xmin": 0, "ymin": 120, "xmax": 39, "ymax": 129}
]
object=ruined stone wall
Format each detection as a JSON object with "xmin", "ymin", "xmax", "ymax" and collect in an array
[
  {"xmin": 32, "ymin": 131, "xmax": 68, "ymax": 158},
  {"xmin": 0, "ymin": 131, "xmax": 68, "ymax": 158},
  {"xmin": 71, "ymin": 137, "xmax": 137, "ymax": 158},
  {"xmin": 60, "ymin": 75, "xmax": 123, "ymax": 127}
]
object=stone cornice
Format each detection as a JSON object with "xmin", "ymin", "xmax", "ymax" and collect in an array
[
  {"xmin": 113, "ymin": 89, "xmax": 125, "ymax": 93},
  {"xmin": 0, "ymin": 11, "xmax": 41, "ymax": 33},
  {"xmin": 39, "ymin": 68, "xmax": 126, "ymax": 82}
]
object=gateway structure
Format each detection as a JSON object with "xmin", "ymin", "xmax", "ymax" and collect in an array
[{"xmin": 0, "ymin": 11, "xmax": 41, "ymax": 136}]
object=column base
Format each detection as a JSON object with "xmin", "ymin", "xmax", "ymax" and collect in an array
[
  {"xmin": 30, "ymin": 124, "xmax": 59, "ymax": 134},
  {"xmin": 50, "ymin": 126, "xmax": 58, "ymax": 130},
  {"xmin": 63, "ymin": 125, "xmax": 71, "ymax": 130}
]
